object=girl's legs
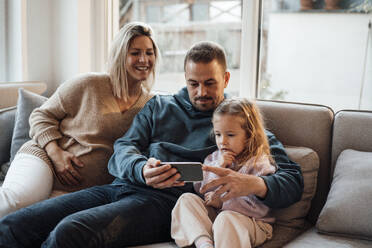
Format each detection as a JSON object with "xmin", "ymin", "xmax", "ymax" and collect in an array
[
  {"xmin": 171, "ymin": 193, "xmax": 217, "ymax": 248},
  {"xmin": 213, "ymin": 211, "xmax": 273, "ymax": 248},
  {"xmin": 0, "ymin": 153, "xmax": 53, "ymax": 218}
]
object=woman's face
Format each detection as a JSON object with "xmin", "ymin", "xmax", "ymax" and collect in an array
[{"xmin": 126, "ymin": 35, "xmax": 156, "ymax": 84}]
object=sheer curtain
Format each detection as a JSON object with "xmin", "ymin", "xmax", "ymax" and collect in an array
[{"xmin": 0, "ymin": 0, "xmax": 7, "ymax": 81}]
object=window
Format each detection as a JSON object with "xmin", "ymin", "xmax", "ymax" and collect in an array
[
  {"xmin": 119, "ymin": 0, "xmax": 243, "ymax": 95},
  {"xmin": 258, "ymin": 0, "xmax": 372, "ymax": 111}
]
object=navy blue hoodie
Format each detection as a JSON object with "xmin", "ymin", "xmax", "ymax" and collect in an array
[{"xmin": 108, "ymin": 87, "xmax": 303, "ymax": 208}]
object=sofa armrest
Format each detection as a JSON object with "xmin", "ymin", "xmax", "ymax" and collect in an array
[
  {"xmin": 0, "ymin": 106, "xmax": 16, "ymax": 165},
  {"xmin": 0, "ymin": 81, "xmax": 47, "ymax": 109}
]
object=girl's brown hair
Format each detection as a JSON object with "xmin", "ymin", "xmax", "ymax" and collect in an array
[{"xmin": 212, "ymin": 98, "xmax": 273, "ymax": 167}]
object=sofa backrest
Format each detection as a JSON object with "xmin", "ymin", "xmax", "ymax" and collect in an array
[
  {"xmin": 257, "ymin": 100, "xmax": 334, "ymax": 224},
  {"xmin": 332, "ymin": 110, "xmax": 372, "ymax": 177},
  {"xmin": 0, "ymin": 81, "xmax": 47, "ymax": 109}
]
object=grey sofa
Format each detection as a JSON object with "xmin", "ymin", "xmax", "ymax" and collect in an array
[{"xmin": 1, "ymin": 86, "xmax": 372, "ymax": 247}]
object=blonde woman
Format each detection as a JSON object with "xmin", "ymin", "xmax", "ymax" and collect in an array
[{"xmin": 0, "ymin": 22, "xmax": 160, "ymax": 217}]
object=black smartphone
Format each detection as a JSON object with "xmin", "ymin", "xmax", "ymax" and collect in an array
[{"xmin": 160, "ymin": 162, "xmax": 203, "ymax": 182}]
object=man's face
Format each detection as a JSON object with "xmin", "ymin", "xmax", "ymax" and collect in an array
[{"xmin": 185, "ymin": 60, "xmax": 230, "ymax": 111}]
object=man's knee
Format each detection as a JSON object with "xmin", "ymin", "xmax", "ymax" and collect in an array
[
  {"xmin": 0, "ymin": 213, "xmax": 32, "ymax": 248},
  {"xmin": 48, "ymin": 216, "xmax": 96, "ymax": 248}
]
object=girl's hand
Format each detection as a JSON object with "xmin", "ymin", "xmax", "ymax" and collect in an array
[
  {"xmin": 204, "ymin": 191, "xmax": 223, "ymax": 208},
  {"xmin": 219, "ymin": 151, "xmax": 236, "ymax": 168},
  {"xmin": 45, "ymin": 141, "xmax": 84, "ymax": 186}
]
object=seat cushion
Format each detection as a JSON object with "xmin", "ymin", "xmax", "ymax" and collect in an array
[
  {"xmin": 316, "ymin": 149, "xmax": 372, "ymax": 241},
  {"xmin": 129, "ymin": 242, "xmax": 178, "ymax": 248},
  {"xmin": 260, "ymin": 222, "xmax": 309, "ymax": 248},
  {"xmin": 284, "ymin": 227, "xmax": 372, "ymax": 248}
]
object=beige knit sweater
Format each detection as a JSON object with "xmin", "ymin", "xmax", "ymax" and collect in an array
[{"xmin": 18, "ymin": 73, "xmax": 154, "ymax": 192}]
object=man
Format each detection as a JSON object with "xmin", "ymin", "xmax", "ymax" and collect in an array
[{"xmin": 0, "ymin": 41, "xmax": 303, "ymax": 247}]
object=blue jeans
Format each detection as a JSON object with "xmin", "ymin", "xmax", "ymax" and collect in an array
[{"xmin": 0, "ymin": 183, "xmax": 177, "ymax": 248}]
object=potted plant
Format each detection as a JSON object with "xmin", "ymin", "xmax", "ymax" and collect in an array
[
  {"xmin": 301, "ymin": 0, "xmax": 315, "ymax": 10},
  {"xmin": 349, "ymin": 0, "xmax": 372, "ymax": 13},
  {"xmin": 324, "ymin": 0, "xmax": 340, "ymax": 10}
]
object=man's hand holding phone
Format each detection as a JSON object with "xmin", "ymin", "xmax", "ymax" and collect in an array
[{"xmin": 142, "ymin": 158, "xmax": 185, "ymax": 189}]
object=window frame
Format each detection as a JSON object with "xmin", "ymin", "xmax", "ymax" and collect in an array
[{"xmin": 107, "ymin": 0, "xmax": 260, "ymax": 98}]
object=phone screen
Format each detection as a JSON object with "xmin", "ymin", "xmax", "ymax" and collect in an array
[{"xmin": 161, "ymin": 162, "xmax": 203, "ymax": 182}]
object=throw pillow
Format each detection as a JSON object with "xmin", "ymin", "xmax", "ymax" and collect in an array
[
  {"xmin": 271, "ymin": 146, "xmax": 320, "ymax": 229},
  {"xmin": 316, "ymin": 149, "xmax": 372, "ymax": 241},
  {"xmin": 9, "ymin": 88, "xmax": 48, "ymax": 162}
]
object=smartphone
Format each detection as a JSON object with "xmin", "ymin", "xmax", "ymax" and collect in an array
[{"xmin": 160, "ymin": 162, "xmax": 203, "ymax": 182}]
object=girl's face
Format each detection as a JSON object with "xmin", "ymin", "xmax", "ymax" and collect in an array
[
  {"xmin": 213, "ymin": 114, "xmax": 247, "ymax": 156},
  {"xmin": 126, "ymin": 35, "xmax": 156, "ymax": 85}
]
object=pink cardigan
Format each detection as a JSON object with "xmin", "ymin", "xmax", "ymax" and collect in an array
[{"xmin": 194, "ymin": 150, "xmax": 277, "ymax": 223}]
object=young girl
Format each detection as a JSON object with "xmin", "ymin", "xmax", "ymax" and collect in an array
[{"xmin": 171, "ymin": 98, "xmax": 277, "ymax": 248}]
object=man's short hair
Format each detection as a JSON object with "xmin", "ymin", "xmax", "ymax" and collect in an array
[{"xmin": 184, "ymin": 41, "xmax": 227, "ymax": 72}]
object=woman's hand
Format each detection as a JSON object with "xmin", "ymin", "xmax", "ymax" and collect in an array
[
  {"xmin": 219, "ymin": 151, "xmax": 236, "ymax": 168},
  {"xmin": 204, "ymin": 191, "xmax": 222, "ymax": 209},
  {"xmin": 142, "ymin": 158, "xmax": 185, "ymax": 189},
  {"xmin": 45, "ymin": 141, "xmax": 84, "ymax": 186},
  {"xmin": 200, "ymin": 165, "xmax": 268, "ymax": 201}
]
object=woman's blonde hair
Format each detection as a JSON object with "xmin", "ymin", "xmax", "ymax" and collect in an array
[
  {"xmin": 212, "ymin": 98, "xmax": 273, "ymax": 167},
  {"xmin": 107, "ymin": 22, "xmax": 160, "ymax": 101}
]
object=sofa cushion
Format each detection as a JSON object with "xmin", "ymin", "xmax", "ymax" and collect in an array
[
  {"xmin": 316, "ymin": 149, "xmax": 372, "ymax": 241},
  {"xmin": 131, "ymin": 243, "xmax": 178, "ymax": 248},
  {"xmin": 284, "ymin": 227, "xmax": 372, "ymax": 248},
  {"xmin": 271, "ymin": 146, "xmax": 319, "ymax": 229},
  {"xmin": 0, "ymin": 106, "xmax": 16, "ymax": 165},
  {"xmin": 260, "ymin": 222, "xmax": 308, "ymax": 248},
  {"xmin": 10, "ymin": 88, "xmax": 47, "ymax": 162}
]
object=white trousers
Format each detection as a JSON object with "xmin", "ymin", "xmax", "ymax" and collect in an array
[
  {"xmin": 0, "ymin": 153, "xmax": 53, "ymax": 218},
  {"xmin": 171, "ymin": 193, "xmax": 273, "ymax": 248}
]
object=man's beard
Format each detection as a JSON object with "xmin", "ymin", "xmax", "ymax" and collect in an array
[{"xmin": 193, "ymin": 97, "xmax": 216, "ymax": 111}]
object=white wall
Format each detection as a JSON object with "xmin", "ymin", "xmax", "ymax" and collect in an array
[
  {"xmin": 267, "ymin": 13, "xmax": 372, "ymax": 111},
  {"xmin": 26, "ymin": 0, "xmax": 53, "ymax": 92},
  {"xmin": 3, "ymin": 0, "xmax": 106, "ymax": 95},
  {"xmin": 6, "ymin": 0, "xmax": 25, "ymax": 81},
  {"xmin": 50, "ymin": 0, "xmax": 79, "ymax": 94},
  {"xmin": 0, "ymin": 0, "xmax": 7, "ymax": 80}
]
